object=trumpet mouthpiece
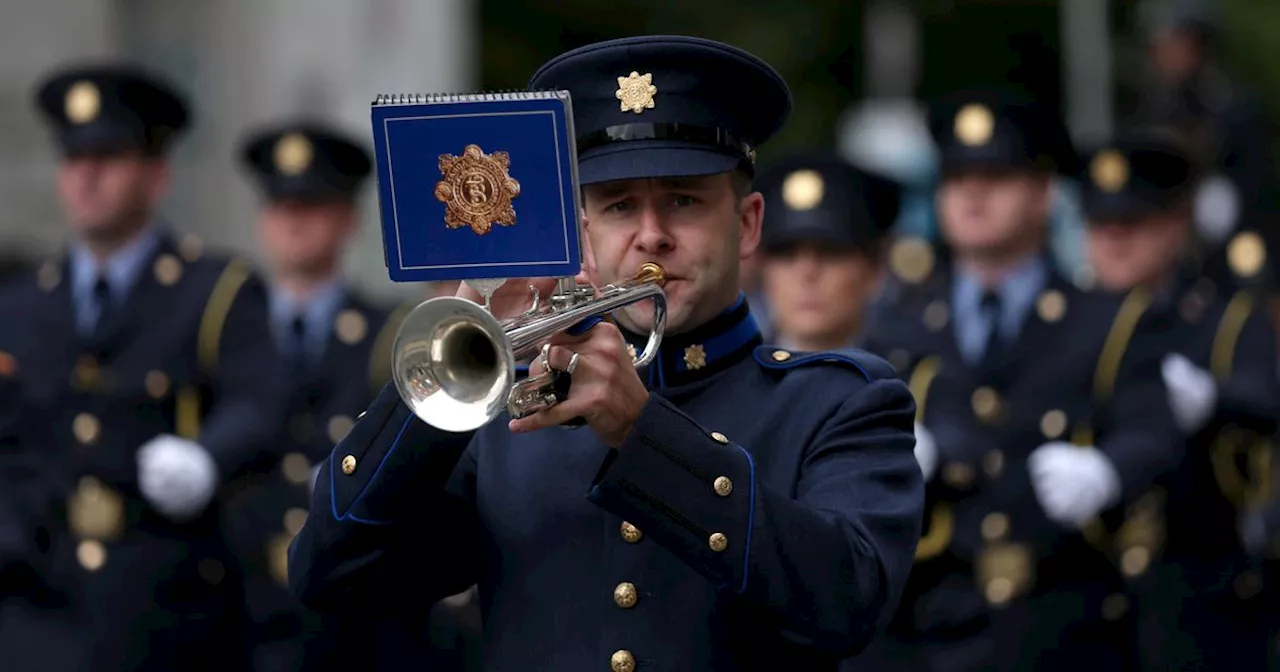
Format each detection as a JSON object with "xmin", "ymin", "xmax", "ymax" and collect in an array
[{"xmin": 636, "ymin": 262, "xmax": 665, "ymax": 287}]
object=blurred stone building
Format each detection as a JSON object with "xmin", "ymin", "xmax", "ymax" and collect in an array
[{"xmin": 0, "ymin": 0, "xmax": 476, "ymax": 300}]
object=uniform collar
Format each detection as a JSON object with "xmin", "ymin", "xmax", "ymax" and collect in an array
[
  {"xmin": 951, "ymin": 254, "xmax": 1047, "ymax": 336},
  {"xmin": 269, "ymin": 277, "xmax": 347, "ymax": 356},
  {"xmin": 622, "ymin": 293, "xmax": 762, "ymax": 390},
  {"xmin": 69, "ymin": 224, "xmax": 162, "ymax": 304}
]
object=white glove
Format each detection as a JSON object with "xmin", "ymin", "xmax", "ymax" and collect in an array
[
  {"xmin": 308, "ymin": 462, "xmax": 322, "ymax": 498},
  {"xmin": 1028, "ymin": 442, "xmax": 1122, "ymax": 529},
  {"xmin": 913, "ymin": 423, "xmax": 938, "ymax": 481},
  {"xmin": 137, "ymin": 434, "xmax": 219, "ymax": 521},
  {"xmin": 1162, "ymin": 353, "xmax": 1218, "ymax": 434}
]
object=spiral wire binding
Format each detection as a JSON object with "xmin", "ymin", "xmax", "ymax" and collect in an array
[{"xmin": 372, "ymin": 90, "xmax": 569, "ymax": 106}]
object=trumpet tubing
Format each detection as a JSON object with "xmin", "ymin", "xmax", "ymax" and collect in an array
[{"xmin": 391, "ymin": 264, "xmax": 667, "ymax": 432}]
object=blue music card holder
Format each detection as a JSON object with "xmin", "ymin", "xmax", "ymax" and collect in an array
[{"xmin": 370, "ymin": 91, "xmax": 583, "ymax": 283}]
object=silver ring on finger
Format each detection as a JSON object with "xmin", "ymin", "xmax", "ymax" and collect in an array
[
  {"xmin": 539, "ymin": 343, "xmax": 552, "ymax": 371},
  {"xmin": 565, "ymin": 351, "xmax": 581, "ymax": 375}
]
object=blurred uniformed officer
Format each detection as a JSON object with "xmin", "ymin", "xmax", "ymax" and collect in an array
[
  {"xmin": 289, "ymin": 35, "xmax": 925, "ymax": 671},
  {"xmin": 228, "ymin": 120, "xmax": 477, "ymax": 670},
  {"xmin": 850, "ymin": 91, "xmax": 1183, "ymax": 672},
  {"xmin": 753, "ymin": 151, "xmax": 901, "ymax": 349},
  {"xmin": 0, "ymin": 63, "xmax": 286, "ymax": 671},
  {"xmin": 1080, "ymin": 131, "xmax": 1280, "ymax": 671}
]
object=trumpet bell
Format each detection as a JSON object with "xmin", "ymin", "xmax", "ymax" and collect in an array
[{"xmin": 391, "ymin": 297, "xmax": 516, "ymax": 433}]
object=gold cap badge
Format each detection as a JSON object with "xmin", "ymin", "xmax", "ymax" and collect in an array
[
  {"xmin": 1228, "ymin": 231, "xmax": 1266, "ymax": 278},
  {"xmin": 434, "ymin": 144, "xmax": 521, "ymax": 235},
  {"xmin": 274, "ymin": 133, "xmax": 313, "ymax": 176},
  {"xmin": 954, "ymin": 104, "xmax": 994, "ymax": 147},
  {"xmin": 616, "ymin": 71, "xmax": 657, "ymax": 114},
  {"xmin": 65, "ymin": 81, "xmax": 101, "ymax": 124},
  {"xmin": 889, "ymin": 236, "xmax": 935, "ymax": 284},
  {"xmin": 782, "ymin": 170, "xmax": 825, "ymax": 211},
  {"xmin": 1090, "ymin": 150, "xmax": 1129, "ymax": 193}
]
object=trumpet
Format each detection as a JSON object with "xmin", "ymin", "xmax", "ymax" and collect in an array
[{"xmin": 391, "ymin": 263, "xmax": 667, "ymax": 432}]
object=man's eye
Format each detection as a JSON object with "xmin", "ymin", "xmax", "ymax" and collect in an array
[
  {"xmin": 606, "ymin": 200, "xmax": 633, "ymax": 213},
  {"xmin": 672, "ymin": 195, "xmax": 698, "ymax": 207}
]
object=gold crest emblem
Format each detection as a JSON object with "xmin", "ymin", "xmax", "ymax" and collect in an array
[
  {"xmin": 782, "ymin": 170, "xmax": 824, "ymax": 211},
  {"xmin": 1090, "ymin": 150, "xmax": 1129, "ymax": 193},
  {"xmin": 1228, "ymin": 231, "xmax": 1266, "ymax": 278},
  {"xmin": 65, "ymin": 81, "xmax": 101, "ymax": 124},
  {"xmin": 954, "ymin": 104, "xmax": 994, "ymax": 147},
  {"xmin": 435, "ymin": 144, "xmax": 521, "ymax": 235},
  {"xmin": 615, "ymin": 71, "xmax": 657, "ymax": 114},
  {"xmin": 274, "ymin": 133, "xmax": 313, "ymax": 176},
  {"xmin": 683, "ymin": 344, "xmax": 707, "ymax": 370}
]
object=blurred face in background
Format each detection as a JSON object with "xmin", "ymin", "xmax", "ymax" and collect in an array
[
  {"xmin": 57, "ymin": 151, "xmax": 169, "ymax": 248},
  {"xmin": 1086, "ymin": 210, "xmax": 1189, "ymax": 291},
  {"xmin": 582, "ymin": 172, "xmax": 762, "ymax": 335},
  {"xmin": 259, "ymin": 199, "xmax": 357, "ymax": 278},
  {"xmin": 762, "ymin": 242, "xmax": 881, "ymax": 347},
  {"xmin": 1150, "ymin": 27, "xmax": 1203, "ymax": 83},
  {"xmin": 937, "ymin": 168, "xmax": 1051, "ymax": 261}
]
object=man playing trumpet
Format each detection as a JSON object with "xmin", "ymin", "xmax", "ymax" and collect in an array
[{"xmin": 289, "ymin": 35, "xmax": 924, "ymax": 670}]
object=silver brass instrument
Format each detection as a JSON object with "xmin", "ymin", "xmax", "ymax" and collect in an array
[{"xmin": 391, "ymin": 263, "xmax": 667, "ymax": 432}]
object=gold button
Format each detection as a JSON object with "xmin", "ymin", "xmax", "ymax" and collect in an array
[
  {"xmin": 971, "ymin": 387, "xmax": 1000, "ymax": 422},
  {"xmin": 1101, "ymin": 593, "xmax": 1129, "ymax": 621},
  {"xmin": 282, "ymin": 452, "xmax": 312, "ymax": 485},
  {"xmin": 1235, "ymin": 570, "xmax": 1262, "ymax": 599},
  {"xmin": 981, "ymin": 512, "xmax": 1009, "ymax": 541},
  {"xmin": 1040, "ymin": 410, "xmax": 1067, "ymax": 439},
  {"xmin": 335, "ymin": 310, "xmax": 368, "ymax": 345},
  {"xmin": 942, "ymin": 462, "xmax": 975, "ymax": 488},
  {"xmin": 771, "ymin": 350, "xmax": 791, "ymax": 362},
  {"xmin": 923, "ymin": 300, "xmax": 949, "ymax": 331},
  {"xmin": 1036, "ymin": 290, "xmax": 1067, "ymax": 323},
  {"xmin": 610, "ymin": 650, "xmax": 636, "ymax": 672},
  {"xmin": 708, "ymin": 532, "xmax": 728, "ymax": 552},
  {"xmin": 328, "ymin": 415, "xmax": 355, "ymax": 444},
  {"xmin": 284, "ymin": 508, "xmax": 309, "ymax": 536},
  {"xmin": 620, "ymin": 522, "xmax": 642, "ymax": 544},
  {"xmin": 77, "ymin": 539, "xmax": 106, "ymax": 571},
  {"xmin": 198, "ymin": 557, "xmax": 225, "ymax": 585},
  {"xmin": 613, "ymin": 582, "xmax": 638, "ymax": 609},
  {"xmin": 179, "ymin": 234, "xmax": 204, "ymax": 262},
  {"xmin": 1121, "ymin": 546, "xmax": 1151, "ymax": 577},
  {"xmin": 983, "ymin": 450, "xmax": 1004, "ymax": 478},
  {"xmin": 341, "ymin": 454, "xmax": 357, "ymax": 475},
  {"xmin": 985, "ymin": 577, "xmax": 1013, "ymax": 606},
  {"xmin": 73, "ymin": 412, "xmax": 100, "ymax": 445},
  {"xmin": 713, "ymin": 476, "xmax": 733, "ymax": 497},
  {"xmin": 153, "ymin": 254, "xmax": 183, "ymax": 286},
  {"xmin": 144, "ymin": 370, "xmax": 170, "ymax": 399},
  {"xmin": 73, "ymin": 355, "xmax": 100, "ymax": 390},
  {"xmin": 710, "ymin": 431, "xmax": 729, "ymax": 444}
]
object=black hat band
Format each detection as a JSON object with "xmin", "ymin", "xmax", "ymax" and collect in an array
[{"xmin": 578, "ymin": 122, "xmax": 754, "ymax": 161}]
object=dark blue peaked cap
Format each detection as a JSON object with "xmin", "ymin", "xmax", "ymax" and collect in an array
[
  {"xmin": 240, "ymin": 120, "xmax": 373, "ymax": 203},
  {"xmin": 757, "ymin": 151, "xmax": 902, "ymax": 252},
  {"xmin": 35, "ymin": 63, "xmax": 190, "ymax": 157},
  {"xmin": 528, "ymin": 35, "xmax": 793, "ymax": 185},
  {"xmin": 928, "ymin": 89, "xmax": 1080, "ymax": 176},
  {"xmin": 1077, "ymin": 130, "xmax": 1196, "ymax": 223}
]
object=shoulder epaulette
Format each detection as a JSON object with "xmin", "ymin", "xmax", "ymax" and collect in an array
[{"xmin": 752, "ymin": 345, "xmax": 895, "ymax": 381}]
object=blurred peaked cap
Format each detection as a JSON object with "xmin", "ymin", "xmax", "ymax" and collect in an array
[
  {"xmin": 527, "ymin": 35, "xmax": 792, "ymax": 185},
  {"xmin": 928, "ymin": 89, "xmax": 1080, "ymax": 176},
  {"xmin": 756, "ymin": 150, "xmax": 902, "ymax": 254},
  {"xmin": 1078, "ymin": 129, "xmax": 1196, "ymax": 223},
  {"xmin": 35, "ymin": 62, "xmax": 190, "ymax": 157},
  {"xmin": 240, "ymin": 121, "xmax": 373, "ymax": 203}
]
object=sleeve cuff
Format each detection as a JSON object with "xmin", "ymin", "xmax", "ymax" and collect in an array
[
  {"xmin": 587, "ymin": 394, "xmax": 757, "ymax": 593},
  {"xmin": 329, "ymin": 381, "xmax": 473, "ymax": 525}
]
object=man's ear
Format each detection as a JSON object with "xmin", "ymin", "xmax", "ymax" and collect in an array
[
  {"xmin": 739, "ymin": 191, "xmax": 764, "ymax": 261},
  {"xmin": 581, "ymin": 214, "xmax": 600, "ymax": 286}
]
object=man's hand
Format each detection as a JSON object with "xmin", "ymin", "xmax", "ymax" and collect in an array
[
  {"xmin": 455, "ymin": 277, "xmax": 562, "ymax": 321},
  {"xmin": 508, "ymin": 320, "xmax": 648, "ymax": 447},
  {"xmin": 137, "ymin": 434, "xmax": 219, "ymax": 521},
  {"xmin": 1161, "ymin": 353, "xmax": 1218, "ymax": 434},
  {"xmin": 1028, "ymin": 442, "xmax": 1121, "ymax": 529},
  {"xmin": 913, "ymin": 423, "xmax": 938, "ymax": 481}
]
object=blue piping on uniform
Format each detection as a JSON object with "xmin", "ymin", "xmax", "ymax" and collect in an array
[
  {"xmin": 735, "ymin": 443, "xmax": 756, "ymax": 595},
  {"xmin": 329, "ymin": 413, "xmax": 414, "ymax": 526}
]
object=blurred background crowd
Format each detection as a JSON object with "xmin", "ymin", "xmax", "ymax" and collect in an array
[{"xmin": 3, "ymin": 0, "xmax": 1280, "ymax": 669}]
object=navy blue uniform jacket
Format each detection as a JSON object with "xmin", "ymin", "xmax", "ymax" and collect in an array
[{"xmin": 289, "ymin": 301, "xmax": 925, "ymax": 671}]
